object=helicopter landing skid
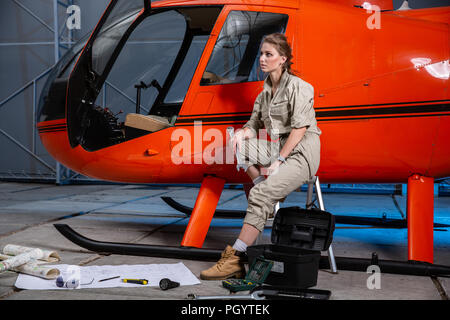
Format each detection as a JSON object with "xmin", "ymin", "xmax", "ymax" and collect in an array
[
  {"xmin": 54, "ymin": 224, "xmax": 450, "ymax": 277},
  {"xmin": 53, "ymin": 224, "xmax": 223, "ymax": 262}
]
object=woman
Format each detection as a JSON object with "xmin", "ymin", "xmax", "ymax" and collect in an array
[{"xmin": 200, "ymin": 33, "xmax": 321, "ymax": 280}]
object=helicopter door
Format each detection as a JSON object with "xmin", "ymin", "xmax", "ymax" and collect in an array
[
  {"xmin": 176, "ymin": 7, "xmax": 291, "ymax": 127},
  {"xmin": 66, "ymin": 1, "xmax": 221, "ymax": 151},
  {"xmin": 65, "ymin": 0, "xmax": 145, "ymax": 148}
]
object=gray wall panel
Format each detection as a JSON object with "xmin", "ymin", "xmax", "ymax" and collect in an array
[{"xmin": 1, "ymin": 0, "xmax": 110, "ymax": 180}]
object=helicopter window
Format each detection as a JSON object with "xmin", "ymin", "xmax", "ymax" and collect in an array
[
  {"xmin": 201, "ymin": 11, "xmax": 288, "ymax": 85},
  {"xmin": 100, "ymin": 0, "xmax": 143, "ymax": 32},
  {"xmin": 60, "ymin": 4, "xmax": 221, "ymax": 150},
  {"xmin": 103, "ymin": 10, "xmax": 186, "ymax": 121},
  {"xmin": 164, "ymin": 35, "xmax": 209, "ymax": 104},
  {"xmin": 38, "ymin": 33, "xmax": 89, "ymax": 122},
  {"xmin": 91, "ymin": 0, "xmax": 143, "ymax": 76}
]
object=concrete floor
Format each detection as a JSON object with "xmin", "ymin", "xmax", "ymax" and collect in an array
[{"xmin": 0, "ymin": 181, "xmax": 449, "ymax": 301}]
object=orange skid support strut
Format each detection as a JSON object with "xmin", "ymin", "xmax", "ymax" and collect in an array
[
  {"xmin": 181, "ymin": 175, "xmax": 226, "ymax": 248},
  {"xmin": 407, "ymin": 174, "xmax": 434, "ymax": 264}
]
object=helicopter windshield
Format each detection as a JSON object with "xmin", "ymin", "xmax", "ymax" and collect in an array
[
  {"xmin": 99, "ymin": 9, "xmax": 214, "ymax": 120},
  {"xmin": 91, "ymin": 4, "xmax": 143, "ymax": 76},
  {"xmin": 62, "ymin": 4, "xmax": 221, "ymax": 151},
  {"xmin": 38, "ymin": 0, "xmax": 144, "ymax": 124},
  {"xmin": 40, "ymin": 1, "xmax": 290, "ymax": 152},
  {"xmin": 38, "ymin": 32, "xmax": 89, "ymax": 122}
]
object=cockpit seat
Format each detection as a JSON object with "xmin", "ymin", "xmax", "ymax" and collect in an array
[{"xmin": 125, "ymin": 113, "xmax": 171, "ymax": 132}]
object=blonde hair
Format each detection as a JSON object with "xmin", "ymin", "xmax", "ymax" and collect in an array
[{"xmin": 262, "ymin": 33, "xmax": 295, "ymax": 75}]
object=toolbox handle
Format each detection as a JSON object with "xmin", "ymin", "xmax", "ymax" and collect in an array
[{"xmin": 291, "ymin": 227, "xmax": 313, "ymax": 242}]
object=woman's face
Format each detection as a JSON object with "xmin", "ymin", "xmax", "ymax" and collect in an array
[{"xmin": 259, "ymin": 42, "xmax": 287, "ymax": 74}]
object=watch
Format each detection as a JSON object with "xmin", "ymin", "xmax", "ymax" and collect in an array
[{"xmin": 277, "ymin": 155, "xmax": 286, "ymax": 164}]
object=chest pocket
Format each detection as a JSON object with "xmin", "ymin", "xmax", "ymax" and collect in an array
[{"xmin": 269, "ymin": 100, "xmax": 290, "ymax": 132}]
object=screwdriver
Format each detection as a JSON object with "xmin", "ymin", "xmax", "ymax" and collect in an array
[{"xmin": 122, "ymin": 278, "xmax": 148, "ymax": 285}]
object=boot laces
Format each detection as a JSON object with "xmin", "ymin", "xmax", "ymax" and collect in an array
[{"xmin": 216, "ymin": 250, "xmax": 234, "ymax": 270}]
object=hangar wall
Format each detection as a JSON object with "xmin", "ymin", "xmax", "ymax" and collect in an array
[
  {"xmin": 0, "ymin": 0, "xmax": 448, "ymax": 191},
  {"xmin": 0, "ymin": 0, "xmax": 109, "ymax": 183}
]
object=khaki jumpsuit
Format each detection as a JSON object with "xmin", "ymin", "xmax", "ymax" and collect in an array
[{"xmin": 237, "ymin": 70, "xmax": 322, "ymax": 232}]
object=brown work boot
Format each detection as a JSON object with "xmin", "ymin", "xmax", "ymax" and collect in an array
[{"xmin": 200, "ymin": 245, "xmax": 246, "ymax": 280}]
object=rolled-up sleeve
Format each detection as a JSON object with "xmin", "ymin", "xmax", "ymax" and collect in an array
[
  {"xmin": 290, "ymin": 82, "xmax": 314, "ymax": 129},
  {"xmin": 243, "ymin": 92, "xmax": 264, "ymax": 134}
]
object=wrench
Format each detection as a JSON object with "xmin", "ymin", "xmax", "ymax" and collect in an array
[{"xmin": 187, "ymin": 290, "xmax": 266, "ymax": 300}]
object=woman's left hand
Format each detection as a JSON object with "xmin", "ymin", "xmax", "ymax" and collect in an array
[{"xmin": 264, "ymin": 160, "xmax": 282, "ymax": 176}]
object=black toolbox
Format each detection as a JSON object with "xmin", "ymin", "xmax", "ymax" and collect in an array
[{"xmin": 247, "ymin": 206, "xmax": 335, "ymax": 289}]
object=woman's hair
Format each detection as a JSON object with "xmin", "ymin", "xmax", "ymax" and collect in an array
[{"xmin": 262, "ymin": 33, "xmax": 295, "ymax": 75}]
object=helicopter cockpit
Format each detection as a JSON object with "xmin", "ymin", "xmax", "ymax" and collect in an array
[{"xmin": 38, "ymin": 0, "xmax": 288, "ymax": 152}]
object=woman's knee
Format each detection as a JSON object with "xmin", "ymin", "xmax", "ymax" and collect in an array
[
  {"xmin": 246, "ymin": 165, "xmax": 261, "ymax": 180},
  {"xmin": 248, "ymin": 182, "xmax": 278, "ymax": 212}
]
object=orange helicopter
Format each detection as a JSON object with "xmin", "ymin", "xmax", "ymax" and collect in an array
[{"xmin": 37, "ymin": 0, "xmax": 449, "ymax": 273}]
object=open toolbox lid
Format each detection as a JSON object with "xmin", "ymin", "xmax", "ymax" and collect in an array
[{"xmin": 271, "ymin": 207, "xmax": 335, "ymax": 251}]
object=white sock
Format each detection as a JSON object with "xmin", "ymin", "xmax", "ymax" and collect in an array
[
  {"xmin": 232, "ymin": 238, "xmax": 248, "ymax": 252},
  {"xmin": 252, "ymin": 175, "xmax": 265, "ymax": 185}
]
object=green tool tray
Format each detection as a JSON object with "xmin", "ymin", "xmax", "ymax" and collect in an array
[{"xmin": 222, "ymin": 256, "xmax": 273, "ymax": 292}]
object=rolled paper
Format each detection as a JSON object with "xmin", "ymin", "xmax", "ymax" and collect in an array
[
  {"xmin": 2, "ymin": 244, "xmax": 60, "ymax": 262},
  {"xmin": 14, "ymin": 260, "xmax": 60, "ymax": 279},
  {"xmin": 0, "ymin": 249, "xmax": 43, "ymax": 272}
]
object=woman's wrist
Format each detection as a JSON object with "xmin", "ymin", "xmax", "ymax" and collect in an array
[{"xmin": 277, "ymin": 155, "xmax": 286, "ymax": 164}]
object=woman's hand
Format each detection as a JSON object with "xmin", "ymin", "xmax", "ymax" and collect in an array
[
  {"xmin": 231, "ymin": 129, "xmax": 244, "ymax": 154},
  {"xmin": 263, "ymin": 160, "xmax": 282, "ymax": 176}
]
